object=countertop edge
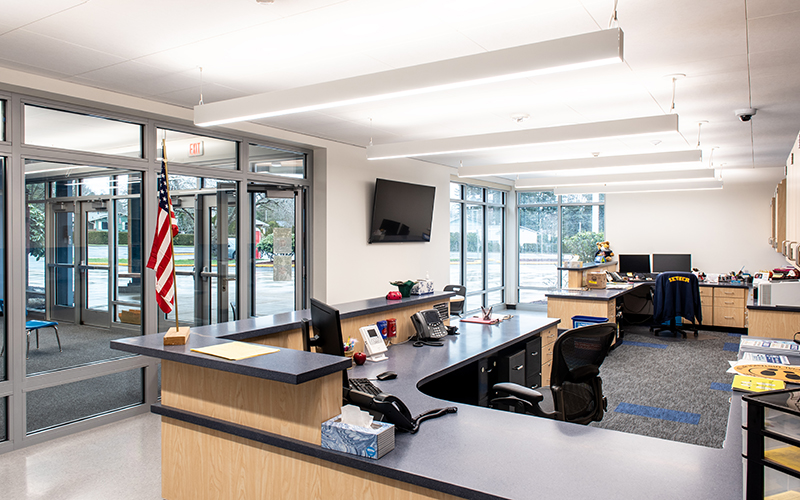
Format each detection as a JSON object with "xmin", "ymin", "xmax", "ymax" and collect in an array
[{"xmin": 152, "ymin": 403, "xmax": 507, "ymax": 500}]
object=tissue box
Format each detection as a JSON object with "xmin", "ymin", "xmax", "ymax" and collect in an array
[
  {"xmin": 321, "ymin": 416, "xmax": 395, "ymax": 459},
  {"xmin": 410, "ymin": 280, "xmax": 434, "ymax": 295}
]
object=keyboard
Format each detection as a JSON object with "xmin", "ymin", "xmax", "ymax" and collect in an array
[{"xmin": 349, "ymin": 378, "xmax": 382, "ymax": 396}]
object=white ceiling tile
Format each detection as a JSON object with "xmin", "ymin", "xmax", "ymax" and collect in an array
[
  {"xmin": 748, "ymin": 0, "xmax": 800, "ymax": 19},
  {"xmin": 0, "ymin": 29, "xmax": 125, "ymax": 76},
  {"xmin": 0, "ymin": 0, "xmax": 86, "ymax": 27}
]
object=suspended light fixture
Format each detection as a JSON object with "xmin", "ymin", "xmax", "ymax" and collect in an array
[
  {"xmin": 553, "ymin": 179, "xmax": 723, "ymax": 195},
  {"xmin": 515, "ymin": 168, "xmax": 717, "ymax": 189},
  {"xmin": 459, "ymin": 149, "xmax": 701, "ymax": 178},
  {"xmin": 368, "ymin": 114, "xmax": 677, "ymax": 161},
  {"xmin": 195, "ymin": 28, "xmax": 624, "ymax": 127}
]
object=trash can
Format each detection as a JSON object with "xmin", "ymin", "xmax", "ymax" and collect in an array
[{"xmin": 571, "ymin": 315, "xmax": 609, "ymax": 329}]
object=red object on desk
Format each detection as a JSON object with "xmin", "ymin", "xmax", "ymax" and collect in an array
[
  {"xmin": 386, "ymin": 291, "xmax": 402, "ymax": 300},
  {"xmin": 460, "ymin": 317, "xmax": 499, "ymax": 325}
]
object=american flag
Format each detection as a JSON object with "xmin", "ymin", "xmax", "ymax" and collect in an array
[{"xmin": 146, "ymin": 160, "xmax": 179, "ymax": 314}]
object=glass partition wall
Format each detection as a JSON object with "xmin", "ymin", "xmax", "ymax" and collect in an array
[
  {"xmin": 0, "ymin": 96, "xmax": 310, "ymax": 453},
  {"xmin": 517, "ymin": 191, "xmax": 605, "ymax": 310},
  {"xmin": 449, "ymin": 182, "xmax": 506, "ymax": 314}
]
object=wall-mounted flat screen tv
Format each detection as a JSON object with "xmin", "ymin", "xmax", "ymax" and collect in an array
[{"xmin": 369, "ymin": 178, "xmax": 435, "ymax": 243}]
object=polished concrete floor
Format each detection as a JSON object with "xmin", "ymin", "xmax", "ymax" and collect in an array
[{"xmin": 0, "ymin": 413, "xmax": 162, "ymax": 500}]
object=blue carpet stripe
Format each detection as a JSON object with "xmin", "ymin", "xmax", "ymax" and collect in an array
[
  {"xmin": 614, "ymin": 402, "xmax": 701, "ymax": 425},
  {"xmin": 710, "ymin": 382, "xmax": 732, "ymax": 392},
  {"xmin": 723, "ymin": 342, "xmax": 739, "ymax": 352},
  {"xmin": 620, "ymin": 340, "xmax": 667, "ymax": 349},
  {"xmin": 728, "ymin": 332, "xmax": 744, "ymax": 337}
]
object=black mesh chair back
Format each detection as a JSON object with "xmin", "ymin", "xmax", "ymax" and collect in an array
[
  {"xmin": 550, "ymin": 323, "xmax": 616, "ymax": 423},
  {"xmin": 491, "ymin": 322, "xmax": 616, "ymax": 425}
]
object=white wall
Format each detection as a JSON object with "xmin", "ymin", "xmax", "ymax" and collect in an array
[
  {"xmin": 606, "ymin": 181, "xmax": 787, "ymax": 275},
  {"xmin": 320, "ymin": 144, "xmax": 451, "ymax": 304}
]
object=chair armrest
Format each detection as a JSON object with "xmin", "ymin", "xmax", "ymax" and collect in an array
[{"xmin": 493, "ymin": 382, "xmax": 544, "ymax": 406}]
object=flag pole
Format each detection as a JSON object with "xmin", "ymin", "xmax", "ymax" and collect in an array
[{"xmin": 161, "ymin": 138, "xmax": 180, "ymax": 331}]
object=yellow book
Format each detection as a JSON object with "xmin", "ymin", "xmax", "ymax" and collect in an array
[
  {"xmin": 766, "ymin": 446, "xmax": 800, "ymax": 473},
  {"xmin": 732, "ymin": 374, "xmax": 785, "ymax": 393},
  {"xmin": 191, "ymin": 341, "xmax": 279, "ymax": 361}
]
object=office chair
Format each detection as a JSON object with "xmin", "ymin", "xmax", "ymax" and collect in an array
[
  {"xmin": 443, "ymin": 285, "xmax": 466, "ymax": 317},
  {"xmin": 650, "ymin": 272, "xmax": 701, "ymax": 338},
  {"xmin": 490, "ymin": 322, "xmax": 616, "ymax": 425}
]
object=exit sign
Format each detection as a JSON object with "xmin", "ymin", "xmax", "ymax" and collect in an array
[{"xmin": 188, "ymin": 141, "xmax": 204, "ymax": 157}]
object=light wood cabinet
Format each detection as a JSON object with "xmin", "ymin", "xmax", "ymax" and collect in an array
[
  {"xmin": 540, "ymin": 326, "xmax": 557, "ymax": 386},
  {"xmin": 696, "ymin": 286, "xmax": 748, "ymax": 328}
]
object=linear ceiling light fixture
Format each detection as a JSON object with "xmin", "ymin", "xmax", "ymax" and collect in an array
[
  {"xmin": 368, "ymin": 114, "xmax": 677, "ymax": 160},
  {"xmin": 194, "ymin": 28, "xmax": 624, "ymax": 127},
  {"xmin": 459, "ymin": 149, "xmax": 701, "ymax": 178},
  {"xmin": 515, "ymin": 168, "xmax": 716, "ymax": 189},
  {"xmin": 553, "ymin": 179, "xmax": 723, "ymax": 195}
]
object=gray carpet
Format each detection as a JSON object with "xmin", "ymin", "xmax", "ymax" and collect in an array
[{"xmin": 590, "ymin": 325, "xmax": 739, "ymax": 448}]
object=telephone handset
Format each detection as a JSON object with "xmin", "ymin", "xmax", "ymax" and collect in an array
[
  {"xmin": 344, "ymin": 387, "xmax": 415, "ymax": 431},
  {"xmin": 411, "ymin": 309, "xmax": 447, "ymax": 340}
]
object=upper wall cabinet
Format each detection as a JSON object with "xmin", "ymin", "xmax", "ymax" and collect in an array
[{"xmin": 776, "ymin": 132, "xmax": 800, "ymax": 266}]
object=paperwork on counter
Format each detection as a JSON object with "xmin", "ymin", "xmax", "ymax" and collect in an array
[{"xmin": 191, "ymin": 341, "xmax": 279, "ymax": 361}]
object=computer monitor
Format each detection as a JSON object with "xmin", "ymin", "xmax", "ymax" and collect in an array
[
  {"xmin": 618, "ymin": 254, "xmax": 651, "ymax": 274},
  {"xmin": 309, "ymin": 298, "xmax": 348, "ymax": 387},
  {"xmin": 652, "ymin": 253, "xmax": 692, "ymax": 273}
]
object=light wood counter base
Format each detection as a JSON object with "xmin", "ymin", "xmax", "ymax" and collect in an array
[{"xmin": 162, "ymin": 417, "xmax": 463, "ymax": 500}]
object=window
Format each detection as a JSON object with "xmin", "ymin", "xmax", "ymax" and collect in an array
[
  {"xmin": 517, "ymin": 191, "xmax": 605, "ymax": 308},
  {"xmin": 249, "ymin": 144, "xmax": 306, "ymax": 178},
  {"xmin": 450, "ymin": 183, "xmax": 505, "ymax": 313},
  {"xmin": 0, "ymin": 99, "xmax": 5, "ymax": 142},
  {"xmin": 24, "ymin": 105, "xmax": 143, "ymax": 158}
]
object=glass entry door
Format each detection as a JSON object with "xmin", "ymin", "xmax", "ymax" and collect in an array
[
  {"xmin": 80, "ymin": 202, "xmax": 111, "ymax": 327},
  {"xmin": 49, "ymin": 200, "xmax": 112, "ymax": 327},
  {"xmin": 160, "ymin": 177, "xmax": 237, "ymax": 330},
  {"xmin": 250, "ymin": 186, "xmax": 303, "ymax": 317}
]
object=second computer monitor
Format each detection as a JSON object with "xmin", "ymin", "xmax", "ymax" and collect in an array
[
  {"xmin": 652, "ymin": 253, "xmax": 692, "ymax": 273},
  {"xmin": 618, "ymin": 254, "xmax": 651, "ymax": 274}
]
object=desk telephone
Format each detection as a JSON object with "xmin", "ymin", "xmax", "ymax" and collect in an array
[
  {"xmin": 411, "ymin": 309, "xmax": 447, "ymax": 340},
  {"xmin": 345, "ymin": 387, "xmax": 458, "ymax": 433},
  {"xmin": 607, "ymin": 271, "xmax": 624, "ymax": 282}
]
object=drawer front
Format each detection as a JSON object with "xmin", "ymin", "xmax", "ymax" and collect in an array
[
  {"xmin": 525, "ymin": 337, "xmax": 542, "ymax": 388},
  {"xmin": 699, "ymin": 287, "xmax": 713, "ymax": 298},
  {"xmin": 540, "ymin": 326, "xmax": 557, "ymax": 347},
  {"xmin": 713, "ymin": 295, "xmax": 745, "ymax": 309},
  {"xmin": 713, "ymin": 287, "xmax": 747, "ymax": 300},
  {"xmin": 700, "ymin": 294, "xmax": 712, "ymax": 306},
  {"xmin": 541, "ymin": 360, "xmax": 552, "ymax": 387},
  {"xmin": 542, "ymin": 343, "xmax": 554, "ymax": 364},
  {"xmin": 714, "ymin": 306, "xmax": 746, "ymax": 328}
]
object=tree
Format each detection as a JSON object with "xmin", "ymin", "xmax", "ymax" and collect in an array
[{"xmin": 562, "ymin": 231, "xmax": 605, "ymax": 263}]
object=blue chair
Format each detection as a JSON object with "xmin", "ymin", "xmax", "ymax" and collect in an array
[{"xmin": 26, "ymin": 319, "xmax": 61, "ymax": 358}]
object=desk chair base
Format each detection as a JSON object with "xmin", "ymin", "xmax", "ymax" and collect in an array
[
  {"xmin": 650, "ymin": 319, "xmax": 698, "ymax": 338},
  {"xmin": 25, "ymin": 320, "xmax": 61, "ymax": 359}
]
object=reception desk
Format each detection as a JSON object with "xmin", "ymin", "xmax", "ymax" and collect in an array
[{"xmin": 111, "ymin": 293, "xmax": 742, "ymax": 500}]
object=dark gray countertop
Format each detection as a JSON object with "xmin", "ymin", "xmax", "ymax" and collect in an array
[
  {"xmin": 111, "ymin": 292, "xmax": 453, "ymax": 384},
  {"xmin": 545, "ymin": 282, "xmax": 647, "ymax": 301},
  {"xmin": 557, "ymin": 260, "xmax": 616, "ymax": 271},
  {"xmin": 133, "ymin": 308, "xmax": 742, "ymax": 499}
]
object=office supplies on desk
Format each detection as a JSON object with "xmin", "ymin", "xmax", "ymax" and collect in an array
[
  {"xmin": 321, "ymin": 408, "xmax": 395, "ymax": 459},
  {"xmin": 359, "ymin": 325, "xmax": 388, "ymax": 362},
  {"xmin": 411, "ymin": 309, "xmax": 447, "ymax": 339},
  {"xmin": 190, "ymin": 341, "xmax": 279, "ymax": 361}
]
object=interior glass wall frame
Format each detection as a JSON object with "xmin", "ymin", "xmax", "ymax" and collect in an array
[
  {"xmin": 0, "ymin": 98, "xmax": 7, "ymax": 143},
  {"xmin": 516, "ymin": 191, "xmax": 605, "ymax": 309},
  {"xmin": 450, "ymin": 182, "xmax": 506, "ymax": 315}
]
